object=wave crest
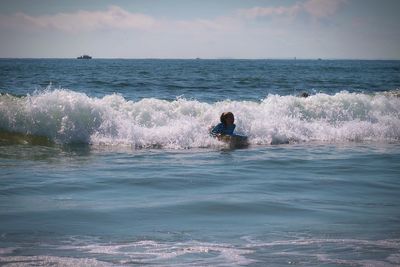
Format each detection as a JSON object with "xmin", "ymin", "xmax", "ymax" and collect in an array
[{"xmin": 1, "ymin": 89, "xmax": 399, "ymax": 148}]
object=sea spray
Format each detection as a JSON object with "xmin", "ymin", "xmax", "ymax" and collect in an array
[{"xmin": 0, "ymin": 89, "xmax": 399, "ymax": 148}]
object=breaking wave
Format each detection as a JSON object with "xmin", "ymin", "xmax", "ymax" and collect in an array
[{"xmin": 0, "ymin": 89, "xmax": 399, "ymax": 148}]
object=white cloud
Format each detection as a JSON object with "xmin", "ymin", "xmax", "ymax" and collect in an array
[
  {"xmin": 237, "ymin": 4, "xmax": 302, "ymax": 19},
  {"xmin": 303, "ymin": 0, "xmax": 347, "ymax": 18},
  {"xmin": 0, "ymin": 1, "xmax": 348, "ymax": 35},
  {"xmin": 1, "ymin": 5, "xmax": 156, "ymax": 32},
  {"xmin": 237, "ymin": 0, "xmax": 347, "ymax": 20}
]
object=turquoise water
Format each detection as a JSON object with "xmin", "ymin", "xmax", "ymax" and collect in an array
[{"xmin": 1, "ymin": 59, "xmax": 400, "ymax": 266}]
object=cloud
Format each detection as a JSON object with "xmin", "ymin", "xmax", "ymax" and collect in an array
[
  {"xmin": 237, "ymin": 4, "xmax": 302, "ymax": 19},
  {"xmin": 171, "ymin": 15, "xmax": 243, "ymax": 34},
  {"xmin": 1, "ymin": 5, "xmax": 156, "ymax": 32},
  {"xmin": 237, "ymin": 0, "xmax": 347, "ymax": 20},
  {"xmin": 303, "ymin": 0, "xmax": 347, "ymax": 18},
  {"xmin": 1, "ymin": 6, "xmax": 242, "ymax": 36},
  {"xmin": 0, "ymin": 1, "xmax": 348, "ymax": 35}
]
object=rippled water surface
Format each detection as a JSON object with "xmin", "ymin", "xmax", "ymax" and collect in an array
[{"xmin": 1, "ymin": 59, "xmax": 400, "ymax": 266}]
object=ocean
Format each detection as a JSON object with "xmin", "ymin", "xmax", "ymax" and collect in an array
[{"xmin": 0, "ymin": 59, "xmax": 399, "ymax": 266}]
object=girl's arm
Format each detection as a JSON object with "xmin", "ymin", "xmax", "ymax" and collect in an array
[{"xmin": 210, "ymin": 123, "xmax": 223, "ymax": 136}]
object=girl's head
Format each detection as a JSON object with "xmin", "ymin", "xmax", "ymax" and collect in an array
[{"xmin": 220, "ymin": 112, "xmax": 235, "ymax": 126}]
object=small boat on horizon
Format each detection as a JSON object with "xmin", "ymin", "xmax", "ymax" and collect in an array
[{"xmin": 77, "ymin": 55, "xmax": 92, "ymax": 59}]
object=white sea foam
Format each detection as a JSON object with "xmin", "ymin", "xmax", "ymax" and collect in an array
[
  {"xmin": 59, "ymin": 240, "xmax": 255, "ymax": 266},
  {"xmin": 244, "ymin": 237, "xmax": 400, "ymax": 267},
  {"xmin": 0, "ymin": 255, "xmax": 112, "ymax": 267},
  {"xmin": 2, "ymin": 237, "xmax": 398, "ymax": 266},
  {"xmin": 0, "ymin": 89, "xmax": 399, "ymax": 148}
]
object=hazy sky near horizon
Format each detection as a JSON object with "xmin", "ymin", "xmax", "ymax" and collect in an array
[{"xmin": 0, "ymin": 0, "xmax": 399, "ymax": 59}]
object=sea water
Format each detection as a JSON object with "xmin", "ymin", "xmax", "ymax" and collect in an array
[{"xmin": 0, "ymin": 59, "xmax": 399, "ymax": 266}]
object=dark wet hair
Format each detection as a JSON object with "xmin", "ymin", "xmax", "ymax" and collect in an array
[
  {"xmin": 220, "ymin": 112, "xmax": 234, "ymax": 125},
  {"xmin": 299, "ymin": 92, "xmax": 309, "ymax": 98}
]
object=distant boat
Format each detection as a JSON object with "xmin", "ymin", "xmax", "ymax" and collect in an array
[{"xmin": 77, "ymin": 55, "xmax": 92, "ymax": 59}]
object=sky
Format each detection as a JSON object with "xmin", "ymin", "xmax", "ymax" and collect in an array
[{"xmin": 0, "ymin": 0, "xmax": 399, "ymax": 59}]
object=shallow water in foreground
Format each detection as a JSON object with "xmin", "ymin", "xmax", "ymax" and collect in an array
[{"xmin": 1, "ymin": 142, "xmax": 399, "ymax": 266}]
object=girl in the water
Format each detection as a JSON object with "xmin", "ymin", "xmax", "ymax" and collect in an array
[{"xmin": 210, "ymin": 112, "xmax": 236, "ymax": 136}]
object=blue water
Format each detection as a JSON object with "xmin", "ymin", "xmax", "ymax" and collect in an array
[{"xmin": 0, "ymin": 59, "xmax": 400, "ymax": 266}]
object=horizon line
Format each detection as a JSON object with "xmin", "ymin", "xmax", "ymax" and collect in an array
[{"xmin": 1, "ymin": 57, "xmax": 400, "ymax": 61}]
